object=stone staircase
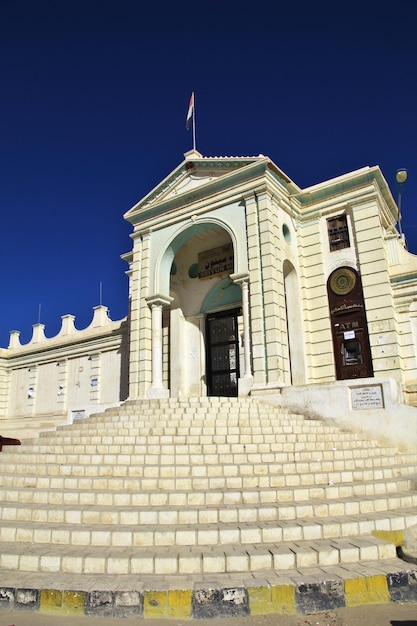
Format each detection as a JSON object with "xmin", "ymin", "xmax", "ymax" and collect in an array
[{"xmin": 0, "ymin": 397, "xmax": 416, "ymax": 616}]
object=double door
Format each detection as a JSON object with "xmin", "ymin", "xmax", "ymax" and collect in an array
[{"xmin": 206, "ymin": 309, "xmax": 240, "ymax": 397}]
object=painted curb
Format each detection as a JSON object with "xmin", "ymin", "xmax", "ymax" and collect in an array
[{"xmin": 0, "ymin": 569, "xmax": 417, "ymax": 618}]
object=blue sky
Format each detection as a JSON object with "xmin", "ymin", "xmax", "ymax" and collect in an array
[{"xmin": 1, "ymin": 0, "xmax": 416, "ymax": 348}]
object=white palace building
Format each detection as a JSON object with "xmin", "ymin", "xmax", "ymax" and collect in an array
[{"xmin": 1, "ymin": 150, "xmax": 417, "ymax": 448}]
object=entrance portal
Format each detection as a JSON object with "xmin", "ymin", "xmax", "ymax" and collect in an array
[{"xmin": 206, "ymin": 309, "xmax": 241, "ymax": 397}]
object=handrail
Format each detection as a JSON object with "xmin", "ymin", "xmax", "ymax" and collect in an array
[{"xmin": 0, "ymin": 436, "xmax": 21, "ymax": 451}]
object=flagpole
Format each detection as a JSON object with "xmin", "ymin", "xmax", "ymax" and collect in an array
[
  {"xmin": 186, "ymin": 92, "xmax": 197, "ymax": 151},
  {"xmin": 192, "ymin": 93, "xmax": 196, "ymax": 151}
]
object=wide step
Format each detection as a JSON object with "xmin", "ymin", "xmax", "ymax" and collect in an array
[
  {"xmin": 0, "ymin": 534, "xmax": 397, "ymax": 575},
  {"xmin": 1, "ymin": 506, "xmax": 416, "ymax": 547},
  {"xmin": 0, "ymin": 397, "xmax": 415, "ymax": 592}
]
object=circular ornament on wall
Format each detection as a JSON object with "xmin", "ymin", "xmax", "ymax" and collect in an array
[
  {"xmin": 188, "ymin": 263, "xmax": 199, "ymax": 279},
  {"xmin": 329, "ymin": 268, "xmax": 356, "ymax": 295}
]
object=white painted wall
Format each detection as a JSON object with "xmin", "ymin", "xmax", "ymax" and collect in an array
[{"xmin": 0, "ymin": 306, "xmax": 128, "ymax": 430}]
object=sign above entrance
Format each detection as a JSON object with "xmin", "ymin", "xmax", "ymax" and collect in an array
[{"xmin": 198, "ymin": 243, "xmax": 234, "ymax": 279}]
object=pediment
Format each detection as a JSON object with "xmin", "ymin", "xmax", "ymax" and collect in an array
[{"xmin": 124, "ymin": 151, "xmax": 266, "ymax": 222}]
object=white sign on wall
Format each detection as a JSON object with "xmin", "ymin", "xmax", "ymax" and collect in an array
[
  {"xmin": 351, "ymin": 385, "xmax": 384, "ymax": 410},
  {"xmin": 72, "ymin": 410, "xmax": 86, "ymax": 420}
]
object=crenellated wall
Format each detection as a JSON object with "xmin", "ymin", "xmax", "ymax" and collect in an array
[{"xmin": 0, "ymin": 306, "xmax": 129, "ymax": 435}]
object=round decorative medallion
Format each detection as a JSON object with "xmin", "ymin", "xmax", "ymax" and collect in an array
[
  {"xmin": 330, "ymin": 268, "xmax": 356, "ymax": 295},
  {"xmin": 188, "ymin": 263, "xmax": 199, "ymax": 279}
]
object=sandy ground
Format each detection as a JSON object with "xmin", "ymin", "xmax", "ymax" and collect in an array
[{"xmin": 0, "ymin": 603, "xmax": 416, "ymax": 626}]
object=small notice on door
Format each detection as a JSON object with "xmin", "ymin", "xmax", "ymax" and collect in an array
[{"xmin": 351, "ymin": 385, "xmax": 384, "ymax": 410}]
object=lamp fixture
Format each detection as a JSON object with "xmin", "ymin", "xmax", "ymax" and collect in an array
[{"xmin": 396, "ymin": 168, "xmax": 408, "ymax": 185}]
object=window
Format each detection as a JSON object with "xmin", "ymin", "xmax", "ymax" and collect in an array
[{"xmin": 327, "ymin": 215, "xmax": 350, "ymax": 251}]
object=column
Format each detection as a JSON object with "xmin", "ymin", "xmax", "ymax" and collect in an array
[
  {"xmin": 230, "ymin": 272, "xmax": 253, "ymax": 395},
  {"xmin": 145, "ymin": 294, "xmax": 173, "ymax": 399}
]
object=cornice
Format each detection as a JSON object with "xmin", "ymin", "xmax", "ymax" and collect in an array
[
  {"xmin": 125, "ymin": 157, "xmax": 263, "ymax": 222},
  {"xmin": 127, "ymin": 160, "xmax": 271, "ymax": 229},
  {"xmin": 291, "ymin": 167, "xmax": 397, "ymax": 219}
]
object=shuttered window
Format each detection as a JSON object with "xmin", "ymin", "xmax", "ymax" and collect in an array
[{"xmin": 327, "ymin": 215, "xmax": 350, "ymax": 251}]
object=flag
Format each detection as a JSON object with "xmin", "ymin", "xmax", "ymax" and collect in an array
[{"xmin": 186, "ymin": 92, "xmax": 194, "ymax": 130}]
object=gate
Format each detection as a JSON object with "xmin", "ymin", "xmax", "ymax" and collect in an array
[{"xmin": 206, "ymin": 309, "xmax": 241, "ymax": 396}]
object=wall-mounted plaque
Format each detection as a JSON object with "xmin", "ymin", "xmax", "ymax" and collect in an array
[
  {"xmin": 72, "ymin": 410, "xmax": 86, "ymax": 420},
  {"xmin": 351, "ymin": 385, "xmax": 384, "ymax": 410}
]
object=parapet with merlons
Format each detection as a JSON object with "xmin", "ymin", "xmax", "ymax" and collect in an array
[{"xmin": 5, "ymin": 305, "xmax": 126, "ymax": 354}]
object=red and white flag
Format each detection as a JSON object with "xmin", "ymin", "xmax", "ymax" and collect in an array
[{"xmin": 186, "ymin": 92, "xmax": 194, "ymax": 130}]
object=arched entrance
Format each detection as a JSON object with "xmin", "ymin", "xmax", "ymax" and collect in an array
[{"xmin": 167, "ymin": 225, "xmax": 245, "ymax": 397}]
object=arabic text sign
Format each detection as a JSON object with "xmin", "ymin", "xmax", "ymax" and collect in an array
[
  {"xmin": 198, "ymin": 243, "xmax": 233, "ymax": 279},
  {"xmin": 351, "ymin": 385, "xmax": 384, "ymax": 410}
]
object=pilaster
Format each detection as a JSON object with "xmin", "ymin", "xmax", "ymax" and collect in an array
[
  {"xmin": 0, "ymin": 361, "xmax": 9, "ymax": 419},
  {"xmin": 256, "ymin": 191, "xmax": 286, "ymax": 385},
  {"xmin": 89, "ymin": 353, "xmax": 101, "ymax": 404},
  {"xmin": 27, "ymin": 364, "xmax": 38, "ymax": 416},
  {"xmin": 297, "ymin": 215, "xmax": 333, "ymax": 382},
  {"xmin": 138, "ymin": 233, "xmax": 153, "ymax": 396},
  {"xmin": 353, "ymin": 201, "xmax": 402, "ymax": 381},
  {"xmin": 244, "ymin": 193, "xmax": 266, "ymax": 387},
  {"xmin": 56, "ymin": 359, "xmax": 68, "ymax": 413},
  {"xmin": 128, "ymin": 233, "xmax": 151, "ymax": 400}
]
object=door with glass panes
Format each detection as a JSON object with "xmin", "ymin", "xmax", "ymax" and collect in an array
[{"xmin": 206, "ymin": 309, "xmax": 240, "ymax": 396}]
